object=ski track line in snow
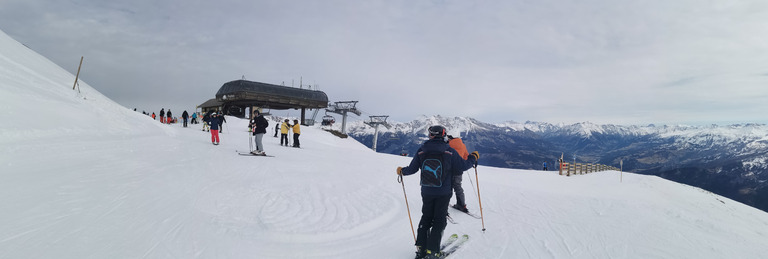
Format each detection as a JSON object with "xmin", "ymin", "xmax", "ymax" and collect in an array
[
  {"xmin": 141, "ymin": 213, "xmax": 188, "ymax": 259},
  {"xmin": 192, "ymin": 164, "xmax": 402, "ymax": 245}
]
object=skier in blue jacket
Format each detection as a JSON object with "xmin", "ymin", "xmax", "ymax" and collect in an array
[{"xmin": 397, "ymin": 125, "xmax": 479, "ymax": 259}]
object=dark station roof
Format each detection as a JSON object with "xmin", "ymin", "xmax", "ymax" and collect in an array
[
  {"xmin": 215, "ymin": 80, "xmax": 329, "ymax": 110},
  {"xmin": 197, "ymin": 98, "xmax": 223, "ymax": 109}
]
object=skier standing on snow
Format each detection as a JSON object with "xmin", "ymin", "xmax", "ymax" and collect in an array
[
  {"xmin": 182, "ymin": 110, "xmax": 189, "ymax": 127},
  {"xmin": 396, "ymin": 125, "xmax": 479, "ymax": 259},
  {"xmin": 205, "ymin": 112, "xmax": 222, "ymax": 145},
  {"xmin": 446, "ymin": 135, "xmax": 471, "ymax": 213},
  {"xmin": 250, "ymin": 110, "xmax": 269, "ymax": 155},
  {"xmin": 280, "ymin": 119, "xmax": 291, "ymax": 146},
  {"xmin": 274, "ymin": 122, "xmax": 280, "ymax": 138},
  {"xmin": 166, "ymin": 110, "xmax": 173, "ymax": 124},
  {"xmin": 159, "ymin": 108, "xmax": 165, "ymax": 124},
  {"xmin": 218, "ymin": 113, "xmax": 226, "ymax": 133},
  {"xmin": 191, "ymin": 112, "xmax": 198, "ymax": 124},
  {"xmin": 292, "ymin": 119, "xmax": 301, "ymax": 148},
  {"xmin": 151, "ymin": 112, "xmax": 156, "ymax": 120},
  {"xmin": 202, "ymin": 110, "xmax": 212, "ymax": 132}
]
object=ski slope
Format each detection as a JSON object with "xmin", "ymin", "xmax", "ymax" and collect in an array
[{"xmin": 2, "ymin": 28, "xmax": 768, "ymax": 258}]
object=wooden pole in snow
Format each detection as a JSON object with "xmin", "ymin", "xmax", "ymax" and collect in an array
[{"xmin": 72, "ymin": 56, "xmax": 83, "ymax": 90}]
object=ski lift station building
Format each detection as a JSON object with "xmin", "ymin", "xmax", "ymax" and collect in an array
[{"xmin": 198, "ymin": 79, "xmax": 329, "ymax": 123}]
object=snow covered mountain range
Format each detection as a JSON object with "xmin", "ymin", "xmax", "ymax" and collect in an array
[{"xmin": 346, "ymin": 115, "xmax": 768, "ymax": 213}]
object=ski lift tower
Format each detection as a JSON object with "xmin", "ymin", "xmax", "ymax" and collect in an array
[
  {"xmin": 364, "ymin": 115, "xmax": 391, "ymax": 152},
  {"xmin": 326, "ymin": 101, "xmax": 361, "ymax": 134}
]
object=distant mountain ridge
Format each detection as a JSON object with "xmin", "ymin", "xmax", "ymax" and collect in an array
[{"xmin": 345, "ymin": 115, "xmax": 768, "ymax": 212}]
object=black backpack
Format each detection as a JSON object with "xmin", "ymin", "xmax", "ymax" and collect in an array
[{"xmin": 418, "ymin": 150, "xmax": 452, "ymax": 187}]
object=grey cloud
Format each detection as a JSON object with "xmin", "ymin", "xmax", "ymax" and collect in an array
[{"xmin": 2, "ymin": 0, "xmax": 768, "ymax": 125}]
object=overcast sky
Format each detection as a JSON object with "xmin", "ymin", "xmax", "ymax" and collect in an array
[{"xmin": 2, "ymin": 0, "xmax": 768, "ymax": 125}]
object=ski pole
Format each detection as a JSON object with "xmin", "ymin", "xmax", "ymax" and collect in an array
[
  {"xmin": 474, "ymin": 166, "xmax": 486, "ymax": 232},
  {"xmin": 249, "ymin": 130, "xmax": 253, "ymax": 152},
  {"xmin": 398, "ymin": 174, "xmax": 416, "ymax": 243}
]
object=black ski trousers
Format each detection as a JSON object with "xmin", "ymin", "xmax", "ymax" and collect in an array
[
  {"xmin": 281, "ymin": 133, "xmax": 289, "ymax": 146},
  {"xmin": 293, "ymin": 133, "xmax": 300, "ymax": 147},
  {"xmin": 415, "ymin": 194, "xmax": 451, "ymax": 252},
  {"xmin": 452, "ymin": 174, "xmax": 466, "ymax": 207}
]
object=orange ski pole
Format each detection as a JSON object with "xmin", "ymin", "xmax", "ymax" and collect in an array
[
  {"xmin": 475, "ymin": 166, "xmax": 486, "ymax": 231},
  {"xmin": 398, "ymin": 174, "xmax": 416, "ymax": 242}
]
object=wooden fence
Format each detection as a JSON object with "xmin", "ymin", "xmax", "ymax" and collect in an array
[{"xmin": 558, "ymin": 162, "xmax": 619, "ymax": 176}]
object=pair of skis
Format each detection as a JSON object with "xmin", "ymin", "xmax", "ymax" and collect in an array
[
  {"xmin": 451, "ymin": 205, "xmax": 482, "ymax": 219},
  {"xmin": 434, "ymin": 234, "xmax": 469, "ymax": 258},
  {"xmin": 434, "ymin": 207, "xmax": 478, "ymax": 257},
  {"xmin": 447, "ymin": 205, "xmax": 481, "ymax": 224},
  {"xmin": 236, "ymin": 151, "xmax": 274, "ymax": 157}
]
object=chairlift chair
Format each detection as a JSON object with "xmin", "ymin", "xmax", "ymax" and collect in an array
[{"xmin": 321, "ymin": 113, "xmax": 335, "ymax": 126}]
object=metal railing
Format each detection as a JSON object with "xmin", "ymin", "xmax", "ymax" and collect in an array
[{"xmin": 558, "ymin": 162, "xmax": 619, "ymax": 176}]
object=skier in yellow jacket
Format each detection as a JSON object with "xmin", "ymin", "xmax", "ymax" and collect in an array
[
  {"xmin": 292, "ymin": 119, "xmax": 301, "ymax": 148},
  {"xmin": 280, "ymin": 119, "xmax": 290, "ymax": 146}
]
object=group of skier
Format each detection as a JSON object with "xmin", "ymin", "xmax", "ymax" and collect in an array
[
  {"xmin": 246, "ymin": 110, "xmax": 302, "ymax": 155},
  {"xmin": 278, "ymin": 118, "xmax": 301, "ymax": 148},
  {"xmin": 182, "ymin": 108, "xmax": 302, "ymax": 151},
  {"xmin": 154, "ymin": 108, "xmax": 173, "ymax": 124},
  {"xmin": 397, "ymin": 125, "xmax": 481, "ymax": 259},
  {"xmin": 150, "ymin": 108, "xmax": 198, "ymax": 127}
]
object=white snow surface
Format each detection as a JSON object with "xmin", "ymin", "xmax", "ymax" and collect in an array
[{"xmin": 3, "ymin": 29, "xmax": 768, "ymax": 258}]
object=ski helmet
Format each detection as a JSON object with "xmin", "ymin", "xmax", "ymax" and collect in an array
[{"xmin": 428, "ymin": 125, "xmax": 446, "ymax": 138}]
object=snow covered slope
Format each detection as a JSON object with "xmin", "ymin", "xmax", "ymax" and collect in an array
[{"xmin": 2, "ymin": 29, "xmax": 768, "ymax": 258}]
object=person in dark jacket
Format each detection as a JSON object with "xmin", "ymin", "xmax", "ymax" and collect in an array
[
  {"xmin": 202, "ymin": 111, "xmax": 212, "ymax": 132},
  {"xmin": 181, "ymin": 110, "xmax": 189, "ymax": 127},
  {"xmin": 166, "ymin": 110, "xmax": 173, "ymax": 124},
  {"xmin": 250, "ymin": 110, "xmax": 269, "ymax": 155},
  {"xmin": 397, "ymin": 125, "xmax": 479, "ymax": 259},
  {"xmin": 159, "ymin": 108, "xmax": 165, "ymax": 124},
  {"xmin": 205, "ymin": 112, "xmax": 222, "ymax": 145},
  {"xmin": 274, "ymin": 123, "xmax": 280, "ymax": 138},
  {"xmin": 218, "ymin": 113, "xmax": 226, "ymax": 132}
]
